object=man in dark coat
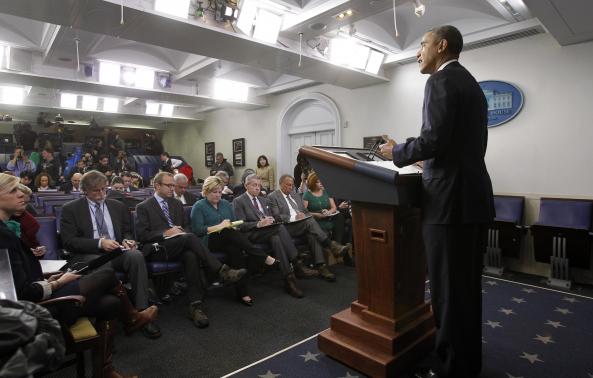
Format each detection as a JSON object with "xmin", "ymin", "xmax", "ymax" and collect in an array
[{"xmin": 381, "ymin": 25, "xmax": 494, "ymax": 378}]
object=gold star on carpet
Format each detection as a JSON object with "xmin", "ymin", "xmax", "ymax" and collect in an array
[
  {"xmin": 545, "ymin": 320, "xmax": 565, "ymax": 328},
  {"xmin": 299, "ymin": 351, "xmax": 320, "ymax": 362},
  {"xmin": 499, "ymin": 308, "xmax": 516, "ymax": 315},
  {"xmin": 258, "ymin": 370, "xmax": 281, "ymax": 378},
  {"xmin": 554, "ymin": 307, "xmax": 573, "ymax": 315},
  {"xmin": 519, "ymin": 352, "xmax": 543, "ymax": 364},
  {"xmin": 563, "ymin": 296, "xmax": 580, "ymax": 303},
  {"xmin": 533, "ymin": 334, "xmax": 554, "ymax": 345},
  {"xmin": 511, "ymin": 297, "xmax": 526, "ymax": 304},
  {"xmin": 521, "ymin": 288, "xmax": 535, "ymax": 293},
  {"xmin": 484, "ymin": 320, "xmax": 502, "ymax": 329}
]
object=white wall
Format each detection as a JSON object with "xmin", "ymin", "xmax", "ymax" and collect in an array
[{"xmin": 163, "ymin": 33, "xmax": 593, "ymax": 280}]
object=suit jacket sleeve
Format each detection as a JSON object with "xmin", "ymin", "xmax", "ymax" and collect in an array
[
  {"xmin": 233, "ymin": 197, "xmax": 258, "ymax": 231},
  {"xmin": 119, "ymin": 202, "xmax": 134, "ymax": 241},
  {"xmin": 269, "ymin": 193, "xmax": 290, "ymax": 223},
  {"xmin": 136, "ymin": 201, "xmax": 165, "ymax": 243},
  {"xmin": 392, "ymin": 73, "xmax": 457, "ymax": 168},
  {"xmin": 60, "ymin": 202, "xmax": 102, "ymax": 254}
]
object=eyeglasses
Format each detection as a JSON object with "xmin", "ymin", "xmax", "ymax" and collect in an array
[
  {"xmin": 89, "ymin": 187, "xmax": 108, "ymax": 193},
  {"xmin": 159, "ymin": 183, "xmax": 175, "ymax": 188}
]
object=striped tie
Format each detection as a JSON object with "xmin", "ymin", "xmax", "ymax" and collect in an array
[{"xmin": 161, "ymin": 199, "xmax": 174, "ymax": 227}]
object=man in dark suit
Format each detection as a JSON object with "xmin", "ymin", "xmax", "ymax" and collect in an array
[
  {"xmin": 233, "ymin": 174, "xmax": 315, "ymax": 298},
  {"xmin": 269, "ymin": 174, "xmax": 350, "ymax": 281},
  {"xmin": 60, "ymin": 170, "xmax": 161, "ymax": 339},
  {"xmin": 61, "ymin": 172, "xmax": 82, "ymax": 194},
  {"xmin": 381, "ymin": 25, "xmax": 494, "ymax": 378},
  {"xmin": 135, "ymin": 172, "xmax": 246, "ymax": 328},
  {"xmin": 121, "ymin": 171, "xmax": 139, "ymax": 193},
  {"xmin": 173, "ymin": 173, "xmax": 200, "ymax": 206}
]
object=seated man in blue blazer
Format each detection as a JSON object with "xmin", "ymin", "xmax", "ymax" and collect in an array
[{"xmin": 60, "ymin": 170, "xmax": 161, "ymax": 339}]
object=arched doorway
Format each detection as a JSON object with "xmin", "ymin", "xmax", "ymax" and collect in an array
[{"xmin": 276, "ymin": 93, "xmax": 341, "ymax": 177}]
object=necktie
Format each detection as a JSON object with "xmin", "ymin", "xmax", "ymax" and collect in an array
[
  {"xmin": 252, "ymin": 197, "xmax": 265, "ymax": 219},
  {"xmin": 161, "ymin": 200, "xmax": 174, "ymax": 227},
  {"xmin": 286, "ymin": 194, "xmax": 299, "ymax": 211},
  {"xmin": 94, "ymin": 203, "xmax": 110, "ymax": 238}
]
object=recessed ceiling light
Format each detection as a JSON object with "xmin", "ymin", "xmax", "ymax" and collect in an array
[
  {"xmin": 58, "ymin": 57, "xmax": 72, "ymax": 62},
  {"xmin": 187, "ymin": 78, "xmax": 197, "ymax": 82}
]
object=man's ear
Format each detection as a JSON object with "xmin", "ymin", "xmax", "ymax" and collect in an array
[{"xmin": 438, "ymin": 39, "xmax": 448, "ymax": 54}]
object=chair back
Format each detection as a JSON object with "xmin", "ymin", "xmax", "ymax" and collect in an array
[
  {"xmin": 537, "ymin": 198, "xmax": 593, "ymax": 230},
  {"xmin": 36, "ymin": 217, "xmax": 59, "ymax": 259},
  {"xmin": 0, "ymin": 249, "xmax": 17, "ymax": 301},
  {"xmin": 494, "ymin": 195, "xmax": 524, "ymax": 224}
]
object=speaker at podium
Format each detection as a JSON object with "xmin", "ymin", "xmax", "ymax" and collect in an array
[{"xmin": 300, "ymin": 145, "xmax": 434, "ymax": 378}]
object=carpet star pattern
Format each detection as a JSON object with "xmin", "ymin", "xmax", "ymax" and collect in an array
[
  {"xmin": 511, "ymin": 297, "xmax": 526, "ymax": 304},
  {"xmin": 338, "ymin": 373, "xmax": 359, "ymax": 378},
  {"xmin": 258, "ymin": 370, "xmax": 281, "ymax": 378},
  {"xmin": 553, "ymin": 307, "xmax": 573, "ymax": 315},
  {"xmin": 484, "ymin": 320, "xmax": 502, "ymax": 329},
  {"xmin": 522, "ymin": 288, "xmax": 536, "ymax": 293},
  {"xmin": 533, "ymin": 335, "xmax": 555, "ymax": 345},
  {"xmin": 519, "ymin": 352, "xmax": 544, "ymax": 364},
  {"xmin": 300, "ymin": 351, "xmax": 320, "ymax": 362},
  {"xmin": 545, "ymin": 320, "xmax": 566, "ymax": 328},
  {"xmin": 485, "ymin": 280, "xmax": 498, "ymax": 286},
  {"xmin": 506, "ymin": 374, "xmax": 524, "ymax": 378},
  {"xmin": 499, "ymin": 308, "xmax": 516, "ymax": 315},
  {"xmin": 563, "ymin": 296, "xmax": 580, "ymax": 303}
]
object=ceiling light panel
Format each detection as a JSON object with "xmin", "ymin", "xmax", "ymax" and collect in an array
[
  {"xmin": 120, "ymin": 66, "xmax": 136, "ymax": 87},
  {"xmin": 146, "ymin": 102, "xmax": 160, "ymax": 115},
  {"xmin": 60, "ymin": 93, "xmax": 78, "ymax": 108},
  {"xmin": 1, "ymin": 86, "xmax": 24, "ymax": 105},
  {"xmin": 154, "ymin": 0, "xmax": 190, "ymax": 19},
  {"xmin": 237, "ymin": 0, "xmax": 258, "ymax": 36},
  {"xmin": 253, "ymin": 8, "xmax": 283, "ymax": 44},
  {"xmin": 365, "ymin": 50, "xmax": 385, "ymax": 74},
  {"xmin": 160, "ymin": 103, "xmax": 175, "ymax": 117},
  {"xmin": 99, "ymin": 61, "xmax": 121, "ymax": 85},
  {"xmin": 213, "ymin": 79, "xmax": 249, "ymax": 102},
  {"xmin": 135, "ymin": 68, "xmax": 155, "ymax": 89},
  {"xmin": 103, "ymin": 97, "xmax": 119, "ymax": 112}
]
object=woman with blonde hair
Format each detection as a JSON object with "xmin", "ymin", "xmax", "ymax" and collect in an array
[
  {"xmin": 191, "ymin": 175, "xmax": 278, "ymax": 306},
  {"xmin": 0, "ymin": 172, "xmax": 157, "ymax": 378}
]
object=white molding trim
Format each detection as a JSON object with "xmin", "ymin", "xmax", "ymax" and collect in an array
[{"xmin": 276, "ymin": 92, "xmax": 341, "ymax": 177}]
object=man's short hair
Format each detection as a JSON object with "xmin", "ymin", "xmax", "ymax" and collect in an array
[
  {"xmin": 99, "ymin": 155, "xmax": 109, "ymax": 161},
  {"xmin": 121, "ymin": 171, "xmax": 132, "ymax": 178},
  {"xmin": 19, "ymin": 171, "xmax": 33, "ymax": 179},
  {"xmin": 80, "ymin": 170, "xmax": 108, "ymax": 192},
  {"xmin": 430, "ymin": 25, "xmax": 463, "ymax": 56},
  {"xmin": 173, "ymin": 173, "xmax": 188, "ymax": 183},
  {"xmin": 215, "ymin": 171, "xmax": 229, "ymax": 180},
  {"xmin": 161, "ymin": 152, "xmax": 170, "ymax": 158},
  {"xmin": 244, "ymin": 173, "xmax": 261, "ymax": 186},
  {"xmin": 111, "ymin": 176, "xmax": 123, "ymax": 185},
  {"xmin": 154, "ymin": 171, "xmax": 173, "ymax": 185},
  {"xmin": 279, "ymin": 174, "xmax": 294, "ymax": 185},
  {"xmin": 215, "ymin": 152, "xmax": 223, "ymax": 158}
]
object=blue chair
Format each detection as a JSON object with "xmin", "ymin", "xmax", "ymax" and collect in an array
[
  {"xmin": 54, "ymin": 206, "xmax": 63, "ymax": 233},
  {"xmin": 484, "ymin": 195, "xmax": 525, "ymax": 275},
  {"xmin": 36, "ymin": 216, "xmax": 59, "ymax": 260},
  {"xmin": 530, "ymin": 198, "xmax": 593, "ymax": 289}
]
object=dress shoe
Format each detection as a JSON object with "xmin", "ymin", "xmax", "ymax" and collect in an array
[
  {"xmin": 188, "ymin": 302, "xmax": 209, "ymax": 328},
  {"xmin": 240, "ymin": 297, "xmax": 254, "ymax": 306},
  {"xmin": 123, "ymin": 305, "xmax": 159, "ymax": 335},
  {"xmin": 329, "ymin": 240, "xmax": 347, "ymax": 258},
  {"xmin": 284, "ymin": 273, "xmax": 304, "ymax": 298},
  {"xmin": 293, "ymin": 260, "xmax": 318, "ymax": 278},
  {"xmin": 317, "ymin": 264, "xmax": 336, "ymax": 282},
  {"xmin": 342, "ymin": 244, "xmax": 355, "ymax": 266},
  {"xmin": 141, "ymin": 321, "xmax": 162, "ymax": 339},
  {"xmin": 219, "ymin": 264, "xmax": 247, "ymax": 283}
]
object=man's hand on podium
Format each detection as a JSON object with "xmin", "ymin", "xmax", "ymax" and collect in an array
[{"xmin": 379, "ymin": 135, "xmax": 396, "ymax": 159}]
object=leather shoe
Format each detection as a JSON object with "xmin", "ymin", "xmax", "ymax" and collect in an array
[
  {"xmin": 124, "ymin": 305, "xmax": 158, "ymax": 335},
  {"xmin": 219, "ymin": 264, "xmax": 247, "ymax": 283},
  {"xmin": 284, "ymin": 273, "xmax": 304, "ymax": 298},
  {"xmin": 240, "ymin": 297, "xmax": 254, "ymax": 306},
  {"xmin": 188, "ymin": 303, "xmax": 209, "ymax": 328},
  {"xmin": 413, "ymin": 368, "xmax": 439, "ymax": 378},
  {"xmin": 141, "ymin": 322, "xmax": 162, "ymax": 339},
  {"xmin": 293, "ymin": 260, "xmax": 318, "ymax": 278},
  {"xmin": 317, "ymin": 264, "xmax": 336, "ymax": 282}
]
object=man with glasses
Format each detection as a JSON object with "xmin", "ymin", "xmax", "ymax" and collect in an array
[
  {"xmin": 60, "ymin": 170, "xmax": 161, "ymax": 339},
  {"xmin": 135, "ymin": 172, "xmax": 246, "ymax": 328},
  {"xmin": 121, "ymin": 171, "xmax": 139, "ymax": 192},
  {"xmin": 173, "ymin": 173, "xmax": 200, "ymax": 206}
]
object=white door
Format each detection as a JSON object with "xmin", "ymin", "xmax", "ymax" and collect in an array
[{"xmin": 289, "ymin": 130, "xmax": 335, "ymax": 174}]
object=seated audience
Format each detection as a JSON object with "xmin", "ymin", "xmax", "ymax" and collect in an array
[
  {"xmin": 135, "ymin": 172, "xmax": 246, "ymax": 328},
  {"xmin": 160, "ymin": 152, "xmax": 182, "ymax": 173},
  {"xmin": 60, "ymin": 170, "xmax": 161, "ymax": 339},
  {"xmin": 114, "ymin": 150, "xmax": 133, "ymax": 175},
  {"xmin": 232, "ymin": 169, "xmax": 255, "ymax": 197},
  {"xmin": 110, "ymin": 176, "xmax": 125, "ymax": 192},
  {"xmin": 6, "ymin": 146, "xmax": 36, "ymax": 177},
  {"xmin": 191, "ymin": 176, "xmax": 280, "ymax": 306},
  {"xmin": 256, "ymin": 155, "xmax": 275, "ymax": 193},
  {"xmin": 19, "ymin": 171, "xmax": 35, "ymax": 192},
  {"xmin": 293, "ymin": 153, "xmax": 311, "ymax": 193},
  {"xmin": 94, "ymin": 155, "xmax": 114, "ymax": 181},
  {"xmin": 0, "ymin": 172, "xmax": 157, "ymax": 378},
  {"xmin": 68, "ymin": 159, "xmax": 87, "ymax": 178},
  {"xmin": 303, "ymin": 172, "xmax": 349, "ymax": 247},
  {"xmin": 269, "ymin": 175, "xmax": 352, "ymax": 280},
  {"xmin": 173, "ymin": 173, "xmax": 200, "ymax": 205},
  {"xmin": 209, "ymin": 152, "xmax": 234, "ymax": 178},
  {"xmin": 34, "ymin": 172, "xmax": 54, "ymax": 191},
  {"xmin": 233, "ymin": 174, "xmax": 317, "ymax": 298},
  {"xmin": 61, "ymin": 172, "xmax": 82, "ymax": 193},
  {"xmin": 36, "ymin": 147, "xmax": 60, "ymax": 184},
  {"xmin": 11, "ymin": 184, "xmax": 44, "ymax": 255},
  {"xmin": 121, "ymin": 171, "xmax": 139, "ymax": 192},
  {"xmin": 214, "ymin": 171, "xmax": 234, "ymax": 200}
]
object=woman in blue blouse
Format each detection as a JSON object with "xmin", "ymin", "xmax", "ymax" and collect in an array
[{"xmin": 191, "ymin": 176, "xmax": 278, "ymax": 306}]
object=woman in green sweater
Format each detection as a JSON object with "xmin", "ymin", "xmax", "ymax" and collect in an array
[{"xmin": 191, "ymin": 176, "xmax": 278, "ymax": 306}]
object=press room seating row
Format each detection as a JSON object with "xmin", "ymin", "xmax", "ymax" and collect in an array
[{"xmin": 486, "ymin": 195, "xmax": 593, "ymax": 288}]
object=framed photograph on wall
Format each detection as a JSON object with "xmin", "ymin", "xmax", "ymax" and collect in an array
[
  {"xmin": 205, "ymin": 142, "xmax": 215, "ymax": 167},
  {"xmin": 232, "ymin": 138, "xmax": 245, "ymax": 167}
]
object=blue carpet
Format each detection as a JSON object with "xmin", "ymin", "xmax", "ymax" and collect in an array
[{"xmin": 225, "ymin": 276, "xmax": 593, "ymax": 378}]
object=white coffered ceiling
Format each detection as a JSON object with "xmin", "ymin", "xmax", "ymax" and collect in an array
[{"xmin": 0, "ymin": 0, "xmax": 590, "ymax": 128}]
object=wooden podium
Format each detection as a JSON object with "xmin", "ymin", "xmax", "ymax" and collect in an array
[{"xmin": 300, "ymin": 146, "xmax": 435, "ymax": 377}]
